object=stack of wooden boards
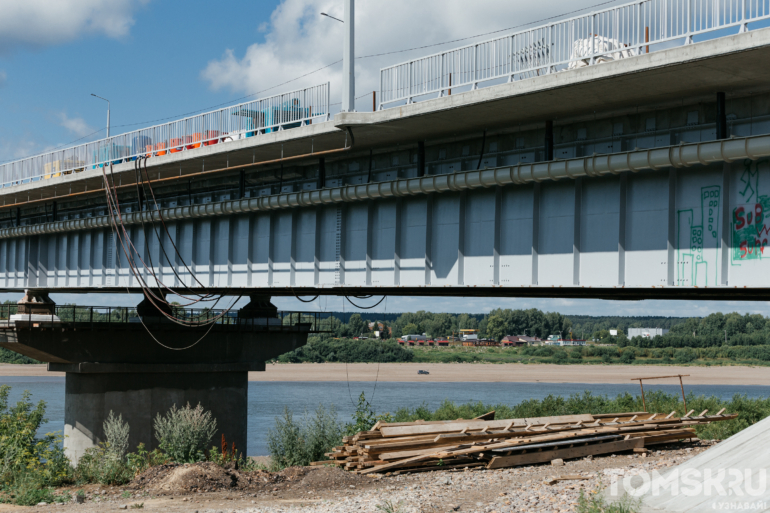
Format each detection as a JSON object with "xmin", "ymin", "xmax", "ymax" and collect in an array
[{"xmin": 322, "ymin": 409, "xmax": 736, "ymax": 474}]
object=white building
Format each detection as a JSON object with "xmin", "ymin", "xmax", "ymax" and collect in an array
[{"xmin": 628, "ymin": 328, "xmax": 669, "ymax": 339}]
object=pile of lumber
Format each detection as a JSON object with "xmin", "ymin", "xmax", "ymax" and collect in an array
[{"xmin": 322, "ymin": 409, "xmax": 735, "ymax": 474}]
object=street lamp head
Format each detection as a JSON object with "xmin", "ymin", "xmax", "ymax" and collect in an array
[{"xmin": 320, "ymin": 12, "xmax": 344, "ymax": 23}]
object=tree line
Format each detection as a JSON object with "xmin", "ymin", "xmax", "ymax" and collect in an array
[{"xmin": 319, "ymin": 309, "xmax": 770, "ymax": 348}]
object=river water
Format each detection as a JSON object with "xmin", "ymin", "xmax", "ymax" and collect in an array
[{"xmin": 1, "ymin": 376, "xmax": 768, "ymax": 455}]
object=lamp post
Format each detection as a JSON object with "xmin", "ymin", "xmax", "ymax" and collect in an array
[
  {"xmin": 321, "ymin": 1, "xmax": 355, "ymax": 112},
  {"xmin": 91, "ymin": 94, "xmax": 110, "ymax": 138}
]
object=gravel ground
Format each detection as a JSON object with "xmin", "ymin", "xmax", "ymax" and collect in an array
[{"xmin": 8, "ymin": 441, "xmax": 714, "ymax": 513}]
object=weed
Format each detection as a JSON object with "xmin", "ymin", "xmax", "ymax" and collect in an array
[
  {"xmin": 130, "ymin": 502, "xmax": 144, "ymax": 509},
  {"xmin": 103, "ymin": 411, "xmax": 130, "ymax": 460},
  {"xmin": 122, "ymin": 491, "xmax": 131, "ymax": 499},
  {"xmin": 376, "ymin": 499, "xmax": 406, "ymax": 513},
  {"xmin": 577, "ymin": 489, "xmax": 640, "ymax": 513},
  {"xmin": 154, "ymin": 403, "xmax": 217, "ymax": 463},
  {"xmin": 267, "ymin": 404, "xmax": 343, "ymax": 470}
]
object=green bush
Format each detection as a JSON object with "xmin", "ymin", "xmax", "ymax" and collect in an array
[
  {"xmin": 278, "ymin": 338, "xmax": 413, "ymax": 363},
  {"xmin": 620, "ymin": 350, "xmax": 636, "ymax": 363},
  {"xmin": 73, "ymin": 412, "xmax": 142, "ymax": 485},
  {"xmin": 552, "ymin": 351, "xmax": 569, "ymax": 364},
  {"xmin": 154, "ymin": 403, "xmax": 217, "ymax": 463},
  {"xmin": 0, "ymin": 385, "xmax": 71, "ymax": 505},
  {"xmin": 267, "ymin": 404, "xmax": 343, "ymax": 470}
]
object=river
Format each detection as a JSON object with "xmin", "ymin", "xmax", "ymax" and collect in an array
[{"xmin": 1, "ymin": 376, "xmax": 767, "ymax": 455}]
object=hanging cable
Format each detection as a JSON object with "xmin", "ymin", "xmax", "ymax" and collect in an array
[
  {"xmin": 138, "ymin": 157, "xmax": 225, "ymax": 303},
  {"xmin": 345, "ymin": 296, "xmax": 386, "ymax": 309},
  {"xmin": 101, "ymin": 163, "xmax": 239, "ymax": 327}
]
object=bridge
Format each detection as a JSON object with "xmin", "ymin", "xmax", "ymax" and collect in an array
[{"xmin": 2, "ymin": 0, "xmax": 770, "ymax": 461}]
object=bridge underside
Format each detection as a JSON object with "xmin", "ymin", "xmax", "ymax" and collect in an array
[{"xmin": 2, "ymin": 157, "xmax": 770, "ymax": 300}]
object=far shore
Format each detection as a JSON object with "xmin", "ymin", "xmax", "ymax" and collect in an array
[{"xmin": 2, "ymin": 362, "xmax": 769, "ymax": 385}]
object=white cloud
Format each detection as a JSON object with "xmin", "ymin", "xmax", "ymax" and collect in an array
[
  {"xmin": 58, "ymin": 112, "xmax": 95, "ymax": 138},
  {"xmin": 0, "ymin": 0, "xmax": 149, "ymax": 53},
  {"xmin": 0, "ymin": 137, "xmax": 37, "ymax": 161},
  {"xmin": 201, "ymin": 0, "xmax": 628, "ymax": 110}
]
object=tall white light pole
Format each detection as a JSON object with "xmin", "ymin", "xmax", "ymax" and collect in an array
[
  {"xmin": 91, "ymin": 94, "xmax": 110, "ymax": 137},
  {"xmin": 341, "ymin": 0, "xmax": 355, "ymax": 112}
]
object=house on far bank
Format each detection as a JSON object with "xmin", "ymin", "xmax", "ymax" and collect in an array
[
  {"xmin": 463, "ymin": 339, "xmax": 499, "ymax": 347},
  {"xmin": 628, "ymin": 328, "xmax": 669, "ymax": 338},
  {"xmin": 501, "ymin": 335, "xmax": 542, "ymax": 347},
  {"xmin": 545, "ymin": 339, "xmax": 588, "ymax": 347}
]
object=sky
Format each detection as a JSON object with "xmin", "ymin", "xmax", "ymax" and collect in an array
[{"xmin": 0, "ymin": 0, "xmax": 768, "ymax": 318}]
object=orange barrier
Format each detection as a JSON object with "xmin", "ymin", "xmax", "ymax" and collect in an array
[
  {"xmin": 154, "ymin": 142, "xmax": 167, "ymax": 156},
  {"xmin": 187, "ymin": 133, "xmax": 202, "ymax": 149},
  {"xmin": 169, "ymin": 138, "xmax": 184, "ymax": 153},
  {"xmin": 145, "ymin": 145, "xmax": 154, "ymax": 157},
  {"xmin": 204, "ymin": 130, "xmax": 221, "ymax": 146}
]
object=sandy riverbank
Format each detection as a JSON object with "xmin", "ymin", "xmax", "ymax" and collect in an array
[{"xmin": 2, "ymin": 362, "xmax": 769, "ymax": 385}]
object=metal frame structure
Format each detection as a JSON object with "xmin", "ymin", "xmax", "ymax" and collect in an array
[
  {"xmin": 379, "ymin": 0, "xmax": 770, "ymax": 107},
  {"xmin": 0, "ymin": 83, "xmax": 331, "ymax": 189},
  {"xmin": 0, "ymin": 304, "xmax": 332, "ymax": 333}
]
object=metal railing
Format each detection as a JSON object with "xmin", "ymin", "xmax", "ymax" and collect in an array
[
  {"xmin": 0, "ymin": 304, "xmax": 333, "ymax": 333},
  {"xmin": 0, "ymin": 83, "xmax": 330, "ymax": 189},
  {"xmin": 379, "ymin": 0, "xmax": 770, "ymax": 107}
]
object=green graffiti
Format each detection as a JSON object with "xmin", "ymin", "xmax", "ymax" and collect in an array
[
  {"xmin": 732, "ymin": 160, "xmax": 770, "ymax": 263},
  {"xmin": 677, "ymin": 185, "xmax": 720, "ymax": 286}
]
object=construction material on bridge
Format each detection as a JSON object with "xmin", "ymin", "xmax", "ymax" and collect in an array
[{"xmin": 322, "ymin": 411, "xmax": 735, "ymax": 474}]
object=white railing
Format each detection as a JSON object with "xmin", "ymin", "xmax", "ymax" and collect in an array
[
  {"xmin": 0, "ymin": 83, "xmax": 331, "ymax": 189},
  {"xmin": 379, "ymin": 0, "xmax": 770, "ymax": 107}
]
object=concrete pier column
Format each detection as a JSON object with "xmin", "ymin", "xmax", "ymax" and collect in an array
[{"xmin": 54, "ymin": 363, "xmax": 248, "ymax": 464}]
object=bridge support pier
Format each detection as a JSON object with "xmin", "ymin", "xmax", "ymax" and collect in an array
[
  {"xmin": 51, "ymin": 363, "xmax": 248, "ymax": 464},
  {"xmin": 0, "ymin": 295, "xmax": 311, "ymax": 464}
]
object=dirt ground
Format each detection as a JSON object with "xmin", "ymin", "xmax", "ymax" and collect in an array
[
  {"xmin": 3, "ymin": 362, "xmax": 769, "ymax": 385},
  {"xmin": 0, "ymin": 440, "xmax": 713, "ymax": 513}
]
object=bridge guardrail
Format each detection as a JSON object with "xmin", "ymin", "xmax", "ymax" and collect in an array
[
  {"xmin": 0, "ymin": 83, "xmax": 330, "ymax": 190},
  {"xmin": 379, "ymin": 0, "xmax": 770, "ymax": 107},
  {"xmin": 0, "ymin": 304, "xmax": 334, "ymax": 333}
]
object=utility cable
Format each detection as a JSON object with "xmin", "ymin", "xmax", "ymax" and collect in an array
[
  {"xmin": 101, "ymin": 163, "xmax": 238, "ymax": 326},
  {"xmin": 345, "ymin": 295, "xmax": 386, "ymax": 309},
  {"xmin": 138, "ymin": 157, "xmax": 224, "ymax": 302}
]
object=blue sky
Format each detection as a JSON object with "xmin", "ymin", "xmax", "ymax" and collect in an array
[{"xmin": 1, "ymin": 0, "xmax": 768, "ymax": 318}]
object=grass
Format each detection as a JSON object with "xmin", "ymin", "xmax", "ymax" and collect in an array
[
  {"xmin": 381, "ymin": 390, "xmax": 770, "ymax": 440},
  {"xmin": 376, "ymin": 499, "xmax": 406, "ymax": 513},
  {"xmin": 577, "ymin": 490, "xmax": 641, "ymax": 513},
  {"xmin": 408, "ymin": 345, "xmax": 770, "ymax": 367}
]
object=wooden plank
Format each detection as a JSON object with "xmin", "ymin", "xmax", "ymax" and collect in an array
[
  {"xmin": 393, "ymin": 462, "xmax": 486, "ymax": 474},
  {"xmin": 379, "ymin": 414, "xmax": 594, "ymax": 437},
  {"xmin": 486, "ymin": 438, "xmax": 643, "ymax": 469},
  {"xmin": 592, "ymin": 412, "xmax": 647, "ymax": 418},
  {"xmin": 375, "ymin": 423, "xmax": 697, "ymax": 462},
  {"xmin": 639, "ymin": 432, "xmax": 697, "ymax": 445}
]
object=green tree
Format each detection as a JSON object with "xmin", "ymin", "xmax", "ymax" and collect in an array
[
  {"xmin": 347, "ymin": 314, "xmax": 366, "ymax": 337},
  {"xmin": 486, "ymin": 315, "xmax": 508, "ymax": 342},
  {"xmin": 402, "ymin": 323, "xmax": 420, "ymax": 336}
]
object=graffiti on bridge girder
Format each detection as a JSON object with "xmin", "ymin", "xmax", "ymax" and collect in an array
[{"xmin": 732, "ymin": 159, "xmax": 770, "ymax": 263}]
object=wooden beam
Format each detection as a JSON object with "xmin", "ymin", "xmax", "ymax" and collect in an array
[
  {"xmin": 379, "ymin": 414, "xmax": 593, "ymax": 437},
  {"xmin": 487, "ymin": 439, "xmax": 643, "ymax": 469}
]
